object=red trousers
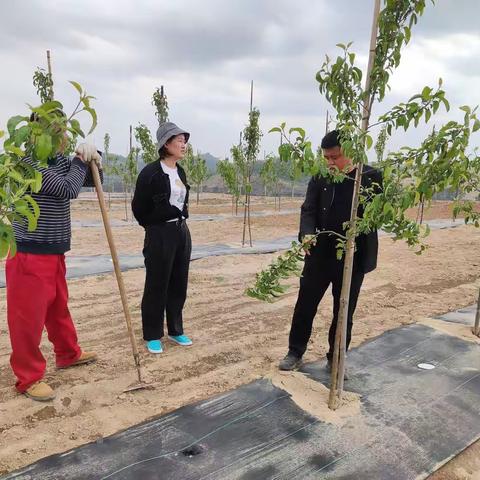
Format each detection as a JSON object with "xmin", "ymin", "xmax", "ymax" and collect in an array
[{"xmin": 6, "ymin": 253, "xmax": 81, "ymax": 392}]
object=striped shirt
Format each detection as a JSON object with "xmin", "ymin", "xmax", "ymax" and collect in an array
[{"xmin": 13, "ymin": 154, "xmax": 102, "ymax": 254}]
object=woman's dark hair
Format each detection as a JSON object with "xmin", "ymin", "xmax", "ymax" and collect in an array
[{"xmin": 158, "ymin": 145, "xmax": 169, "ymax": 160}]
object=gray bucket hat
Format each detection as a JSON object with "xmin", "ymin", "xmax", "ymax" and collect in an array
[{"xmin": 156, "ymin": 122, "xmax": 190, "ymax": 150}]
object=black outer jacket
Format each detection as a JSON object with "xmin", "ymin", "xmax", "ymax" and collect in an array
[
  {"xmin": 299, "ymin": 165, "xmax": 383, "ymax": 274},
  {"xmin": 131, "ymin": 161, "xmax": 190, "ymax": 227}
]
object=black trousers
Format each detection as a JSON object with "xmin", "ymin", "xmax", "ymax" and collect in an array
[
  {"xmin": 288, "ymin": 247, "xmax": 365, "ymax": 359},
  {"xmin": 141, "ymin": 221, "xmax": 192, "ymax": 341}
]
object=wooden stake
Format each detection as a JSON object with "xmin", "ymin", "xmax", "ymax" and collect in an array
[{"xmin": 328, "ymin": 0, "xmax": 381, "ymax": 410}]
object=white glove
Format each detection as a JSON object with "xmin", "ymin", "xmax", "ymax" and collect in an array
[{"xmin": 75, "ymin": 143, "xmax": 102, "ymax": 167}]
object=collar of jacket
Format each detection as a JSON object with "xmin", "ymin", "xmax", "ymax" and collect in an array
[{"xmin": 150, "ymin": 160, "xmax": 189, "ymax": 186}]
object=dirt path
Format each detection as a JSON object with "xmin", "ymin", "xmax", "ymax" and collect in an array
[{"xmin": 0, "ymin": 198, "xmax": 479, "ymax": 477}]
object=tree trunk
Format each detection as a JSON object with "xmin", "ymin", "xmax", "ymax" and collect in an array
[
  {"xmin": 328, "ymin": 0, "xmax": 381, "ymax": 410},
  {"xmin": 242, "ymin": 190, "xmax": 248, "ymax": 246},
  {"xmin": 474, "ymin": 287, "xmax": 480, "ymax": 337},
  {"xmin": 124, "ymin": 184, "xmax": 128, "ymax": 222},
  {"xmin": 196, "ymin": 186, "xmax": 200, "ymax": 205},
  {"xmin": 247, "ymin": 193, "xmax": 253, "ymax": 247}
]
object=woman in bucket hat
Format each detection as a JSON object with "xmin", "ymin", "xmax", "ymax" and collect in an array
[{"xmin": 132, "ymin": 122, "xmax": 193, "ymax": 353}]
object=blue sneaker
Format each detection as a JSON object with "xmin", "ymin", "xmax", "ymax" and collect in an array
[
  {"xmin": 168, "ymin": 335, "xmax": 193, "ymax": 346},
  {"xmin": 146, "ymin": 340, "xmax": 163, "ymax": 354}
]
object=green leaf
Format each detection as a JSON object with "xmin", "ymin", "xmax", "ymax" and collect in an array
[
  {"xmin": 69, "ymin": 119, "xmax": 85, "ymax": 138},
  {"xmin": 23, "ymin": 194, "xmax": 40, "ymax": 222},
  {"xmin": 14, "ymin": 125, "xmax": 31, "ymax": 147},
  {"xmin": 38, "ymin": 100, "xmax": 63, "ymax": 113},
  {"xmin": 33, "ymin": 170, "xmax": 42, "ymax": 192},
  {"xmin": 365, "ymin": 135, "xmax": 373, "ymax": 149},
  {"xmin": 421, "ymin": 86, "xmax": 432, "ymax": 102},
  {"xmin": 289, "ymin": 127, "xmax": 305, "ymax": 138},
  {"xmin": 34, "ymin": 133, "xmax": 52, "ymax": 161},
  {"xmin": 7, "ymin": 116, "xmax": 26, "ymax": 136},
  {"xmin": 69, "ymin": 81, "xmax": 83, "ymax": 95},
  {"xmin": 472, "ymin": 119, "xmax": 480, "ymax": 132},
  {"xmin": 8, "ymin": 169, "xmax": 25, "ymax": 184},
  {"xmin": 404, "ymin": 26, "xmax": 411, "ymax": 43},
  {"xmin": 84, "ymin": 107, "xmax": 97, "ymax": 135},
  {"xmin": 269, "ymin": 127, "xmax": 281, "ymax": 133},
  {"xmin": 4, "ymin": 143, "xmax": 25, "ymax": 157}
]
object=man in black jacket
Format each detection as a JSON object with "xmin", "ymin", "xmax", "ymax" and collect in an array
[{"xmin": 279, "ymin": 130, "xmax": 382, "ymax": 373}]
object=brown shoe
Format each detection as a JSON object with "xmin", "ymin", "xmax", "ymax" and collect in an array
[
  {"xmin": 24, "ymin": 381, "xmax": 56, "ymax": 402},
  {"xmin": 58, "ymin": 351, "xmax": 98, "ymax": 369}
]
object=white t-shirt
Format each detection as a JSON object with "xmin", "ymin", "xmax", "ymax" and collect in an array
[{"xmin": 160, "ymin": 161, "xmax": 187, "ymax": 220}]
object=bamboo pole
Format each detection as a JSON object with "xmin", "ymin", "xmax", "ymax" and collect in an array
[
  {"xmin": 46, "ymin": 50, "xmax": 54, "ymax": 100},
  {"xmin": 250, "ymin": 80, "xmax": 253, "ymax": 113},
  {"xmin": 328, "ymin": 0, "xmax": 381, "ymax": 410},
  {"xmin": 90, "ymin": 162, "xmax": 145, "ymax": 384},
  {"xmin": 474, "ymin": 287, "xmax": 480, "ymax": 337}
]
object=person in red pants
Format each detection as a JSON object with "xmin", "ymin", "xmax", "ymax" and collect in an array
[{"xmin": 6, "ymin": 138, "xmax": 103, "ymax": 402}]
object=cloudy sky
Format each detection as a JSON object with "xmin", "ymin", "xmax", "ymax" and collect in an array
[{"xmin": 1, "ymin": 0, "xmax": 479, "ymax": 159}]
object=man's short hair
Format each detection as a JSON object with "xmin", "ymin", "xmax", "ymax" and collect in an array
[{"xmin": 321, "ymin": 130, "xmax": 341, "ymax": 149}]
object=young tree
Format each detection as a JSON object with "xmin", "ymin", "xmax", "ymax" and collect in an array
[
  {"xmin": 238, "ymin": 108, "xmax": 262, "ymax": 246},
  {"xmin": 374, "ymin": 125, "xmax": 387, "ymax": 163},
  {"xmin": 230, "ymin": 144, "xmax": 246, "ymax": 216},
  {"xmin": 152, "ymin": 85, "xmax": 169, "ymax": 124},
  {"xmin": 189, "ymin": 152, "xmax": 208, "ymax": 205},
  {"xmin": 181, "ymin": 145, "xmax": 209, "ymax": 204},
  {"xmin": 217, "ymin": 157, "xmax": 241, "ymax": 215},
  {"xmin": 32, "ymin": 68, "xmax": 53, "ymax": 104},
  {"xmin": 0, "ymin": 82, "xmax": 97, "ymax": 257},
  {"xmin": 134, "ymin": 123, "xmax": 157, "ymax": 165},
  {"xmin": 260, "ymin": 153, "xmax": 284, "ymax": 210},
  {"xmin": 247, "ymin": 0, "xmax": 480, "ymax": 409},
  {"xmin": 103, "ymin": 133, "xmax": 113, "ymax": 207},
  {"xmin": 114, "ymin": 148, "xmax": 139, "ymax": 222},
  {"xmin": 287, "ymin": 154, "xmax": 303, "ymax": 198}
]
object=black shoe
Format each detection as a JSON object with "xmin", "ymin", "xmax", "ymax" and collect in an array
[
  {"xmin": 326, "ymin": 358, "xmax": 349, "ymax": 381},
  {"xmin": 278, "ymin": 353, "xmax": 302, "ymax": 371}
]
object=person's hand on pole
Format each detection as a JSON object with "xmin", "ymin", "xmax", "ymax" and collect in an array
[{"xmin": 75, "ymin": 144, "xmax": 102, "ymax": 169}]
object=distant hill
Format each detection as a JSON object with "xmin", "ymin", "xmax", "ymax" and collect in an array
[{"xmin": 200, "ymin": 152, "xmax": 220, "ymax": 173}]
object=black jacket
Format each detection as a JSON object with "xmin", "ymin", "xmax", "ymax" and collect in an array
[
  {"xmin": 299, "ymin": 164, "xmax": 383, "ymax": 274},
  {"xmin": 132, "ymin": 161, "xmax": 190, "ymax": 227}
]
